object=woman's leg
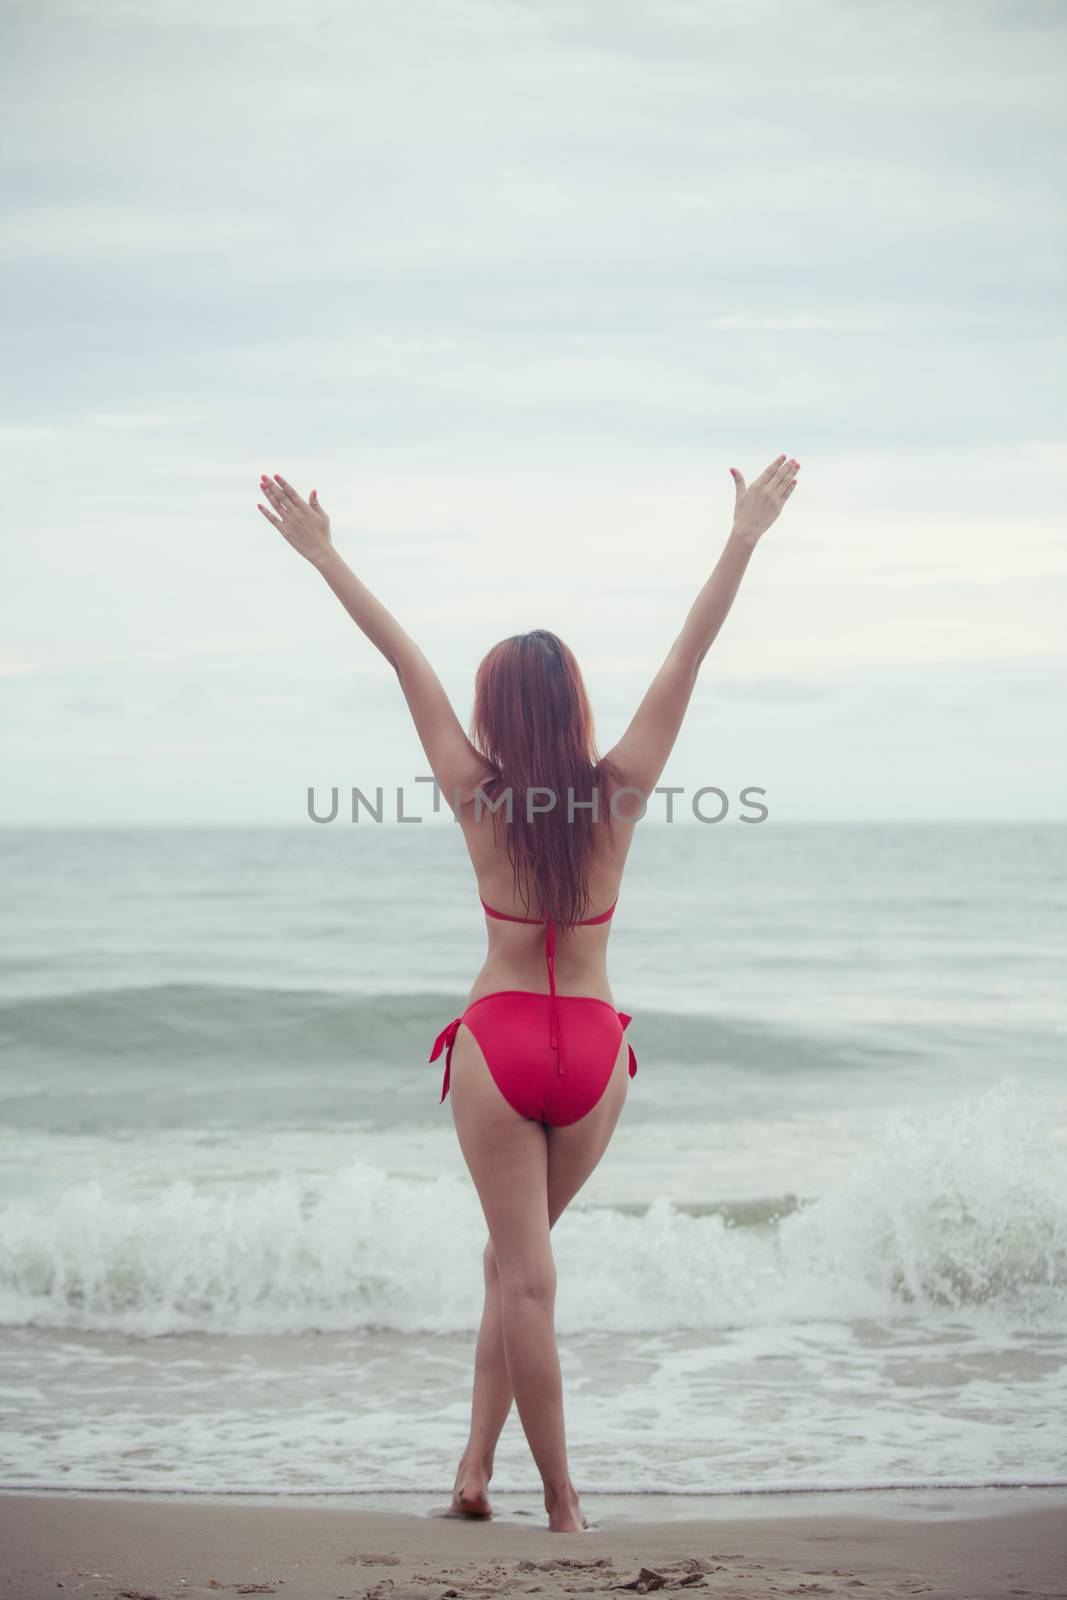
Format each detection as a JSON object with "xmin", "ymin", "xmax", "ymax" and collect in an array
[
  {"xmin": 451, "ymin": 1241, "xmax": 511, "ymax": 1512},
  {"xmin": 448, "ymin": 1025, "xmax": 630, "ymax": 1530}
]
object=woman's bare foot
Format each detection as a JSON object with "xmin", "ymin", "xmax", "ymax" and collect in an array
[
  {"xmin": 544, "ymin": 1479, "xmax": 587, "ymax": 1533},
  {"xmin": 450, "ymin": 1453, "xmax": 493, "ymax": 1518}
]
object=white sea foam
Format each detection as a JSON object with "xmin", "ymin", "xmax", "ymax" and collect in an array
[{"xmin": 2, "ymin": 1079, "xmax": 1062, "ymax": 1337}]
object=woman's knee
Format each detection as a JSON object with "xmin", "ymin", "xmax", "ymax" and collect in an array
[{"xmin": 496, "ymin": 1259, "xmax": 557, "ymax": 1306}]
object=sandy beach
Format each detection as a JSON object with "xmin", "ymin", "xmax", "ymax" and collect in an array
[{"xmin": 1, "ymin": 1490, "xmax": 1064, "ymax": 1600}]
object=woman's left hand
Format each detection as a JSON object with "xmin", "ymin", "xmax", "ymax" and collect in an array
[{"xmin": 257, "ymin": 473, "xmax": 333, "ymax": 567}]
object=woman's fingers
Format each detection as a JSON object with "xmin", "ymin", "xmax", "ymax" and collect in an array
[
  {"xmin": 259, "ymin": 473, "xmax": 300, "ymax": 509},
  {"xmin": 273, "ymin": 472, "xmax": 307, "ymax": 511},
  {"xmin": 755, "ymin": 454, "xmax": 787, "ymax": 489},
  {"xmin": 773, "ymin": 459, "xmax": 799, "ymax": 497},
  {"xmin": 257, "ymin": 502, "xmax": 283, "ymax": 529},
  {"xmin": 260, "ymin": 475, "xmax": 285, "ymax": 510},
  {"xmin": 753, "ymin": 455, "xmax": 801, "ymax": 495}
]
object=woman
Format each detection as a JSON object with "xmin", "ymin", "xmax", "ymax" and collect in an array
[{"xmin": 256, "ymin": 454, "xmax": 800, "ymax": 1532}]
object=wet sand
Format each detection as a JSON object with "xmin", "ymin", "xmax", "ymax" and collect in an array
[{"xmin": 1, "ymin": 1489, "xmax": 1065, "ymax": 1599}]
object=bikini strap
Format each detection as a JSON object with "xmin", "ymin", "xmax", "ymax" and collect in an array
[
  {"xmin": 479, "ymin": 897, "xmax": 540, "ymax": 925},
  {"xmin": 577, "ymin": 898, "xmax": 618, "ymax": 927},
  {"xmin": 480, "ymin": 895, "xmax": 618, "ymax": 927},
  {"xmin": 544, "ymin": 918, "xmax": 563, "ymax": 1076}
]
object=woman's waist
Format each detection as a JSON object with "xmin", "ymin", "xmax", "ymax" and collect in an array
[{"xmin": 465, "ymin": 955, "xmax": 615, "ymax": 1011}]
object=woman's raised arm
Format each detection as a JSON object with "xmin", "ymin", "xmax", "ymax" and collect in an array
[
  {"xmin": 257, "ymin": 472, "xmax": 492, "ymax": 808},
  {"xmin": 600, "ymin": 454, "xmax": 800, "ymax": 798}
]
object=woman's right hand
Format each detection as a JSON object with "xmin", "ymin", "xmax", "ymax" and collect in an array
[
  {"xmin": 729, "ymin": 455, "xmax": 800, "ymax": 545},
  {"xmin": 257, "ymin": 472, "xmax": 334, "ymax": 567}
]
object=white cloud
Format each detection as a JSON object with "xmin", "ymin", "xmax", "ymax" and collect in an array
[
  {"xmin": 86, "ymin": 414, "xmax": 202, "ymax": 432},
  {"xmin": 5, "ymin": 206, "xmax": 274, "ymax": 263},
  {"xmin": 0, "ymin": 634, "xmax": 322, "ymax": 678}
]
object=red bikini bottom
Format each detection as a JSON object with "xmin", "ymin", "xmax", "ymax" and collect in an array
[{"xmin": 430, "ymin": 991, "xmax": 638, "ymax": 1128}]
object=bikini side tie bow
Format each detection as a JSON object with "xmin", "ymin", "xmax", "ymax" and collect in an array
[{"xmin": 429, "ymin": 1016, "xmax": 462, "ymax": 1103}]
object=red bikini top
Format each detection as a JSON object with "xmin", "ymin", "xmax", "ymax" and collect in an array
[{"xmin": 479, "ymin": 896, "xmax": 618, "ymax": 1055}]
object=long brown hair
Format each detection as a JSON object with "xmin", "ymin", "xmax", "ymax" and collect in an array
[{"xmin": 469, "ymin": 630, "xmax": 621, "ymax": 932}]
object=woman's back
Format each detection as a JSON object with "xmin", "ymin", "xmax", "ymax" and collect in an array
[{"xmin": 458, "ymin": 769, "xmax": 639, "ymax": 1008}]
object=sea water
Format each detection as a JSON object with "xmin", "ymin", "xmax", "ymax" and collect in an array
[{"xmin": 0, "ymin": 823, "xmax": 1064, "ymax": 1498}]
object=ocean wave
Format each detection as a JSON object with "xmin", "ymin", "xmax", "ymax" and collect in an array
[
  {"xmin": 0, "ymin": 1079, "xmax": 1062, "ymax": 1337},
  {"xmin": 0, "ymin": 982, "xmax": 884, "ymax": 1078}
]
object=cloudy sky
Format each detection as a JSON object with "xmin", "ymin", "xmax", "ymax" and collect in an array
[{"xmin": 3, "ymin": 0, "xmax": 1064, "ymax": 823}]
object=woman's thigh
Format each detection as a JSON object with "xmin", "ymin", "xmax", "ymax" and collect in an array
[
  {"xmin": 449, "ymin": 1025, "xmax": 630, "ymax": 1268},
  {"xmin": 545, "ymin": 1031, "xmax": 630, "ymax": 1225},
  {"xmin": 449, "ymin": 1025, "xmax": 552, "ymax": 1285}
]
